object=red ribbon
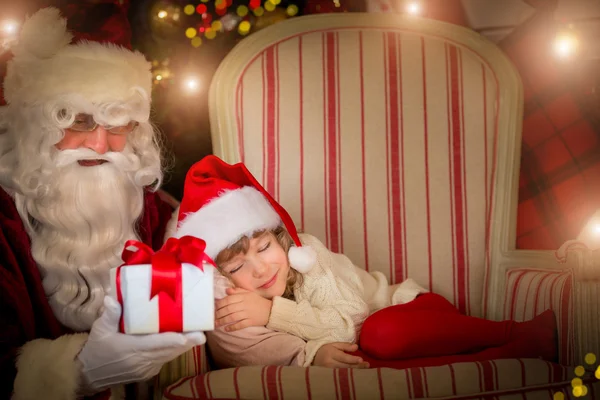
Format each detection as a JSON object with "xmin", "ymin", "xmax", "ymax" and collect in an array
[{"xmin": 116, "ymin": 236, "xmax": 215, "ymax": 333}]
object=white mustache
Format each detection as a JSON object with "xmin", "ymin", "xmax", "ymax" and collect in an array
[{"xmin": 53, "ymin": 148, "xmax": 141, "ymax": 172}]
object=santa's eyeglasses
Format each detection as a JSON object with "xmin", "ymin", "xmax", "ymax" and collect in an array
[{"xmin": 66, "ymin": 113, "xmax": 139, "ymax": 135}]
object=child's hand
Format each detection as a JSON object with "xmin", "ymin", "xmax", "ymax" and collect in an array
[
  {"xmin": 215, "ymin": 287, "xmax": 273, "ymax": 331},
  {"xmin": 313, "ymin": 343, "xmax": 370, "ymax": 369}
]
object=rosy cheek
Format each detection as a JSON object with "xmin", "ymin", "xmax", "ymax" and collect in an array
[{"xmin": 109, "ymin": 135, "xmax": 128, "ymax": 152}]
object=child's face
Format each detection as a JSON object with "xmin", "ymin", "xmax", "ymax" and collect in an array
[{"xmin": 219, "ymin": 232, "xmax": 290, "ymax": 299}]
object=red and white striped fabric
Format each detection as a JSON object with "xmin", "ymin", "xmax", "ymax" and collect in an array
[
  {"xmin": 163, "ymin": 358, "xmax": 599, "ymax": 400},
  {"xmin": 217, "ymin": 22, "xmax": 500, "ymax": 317},
  {"xmin": 503, "ymin": 268, "xmax": 575, "ymax": 365}
]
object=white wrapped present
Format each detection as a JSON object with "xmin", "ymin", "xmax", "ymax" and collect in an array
[{"xmin": 110, "ymin": 237, "xmax": 215, "ymax": 334}]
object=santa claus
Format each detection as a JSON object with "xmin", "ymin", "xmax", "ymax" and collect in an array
[{"xmin": 0, "ymin": 6, "xmax": 204, "ymax": 400}]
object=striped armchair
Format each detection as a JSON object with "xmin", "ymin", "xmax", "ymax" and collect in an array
[{"xmin": 160, "ymin": 13, "xmax": 600, "ymax": 399}]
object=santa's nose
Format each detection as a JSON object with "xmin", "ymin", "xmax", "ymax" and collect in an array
[{"xmin": 84, "ymin": 127, "xmax": 109, "ymax": 154}]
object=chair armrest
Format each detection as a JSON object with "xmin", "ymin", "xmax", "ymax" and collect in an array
[
  {"xmin": 162, "ymin": 360, "xmax": 596, "ymax": 400},
  {"xmin": 155, "ymin": 345, "xmax": 210, "ymax": 400},
  {"xmin": 558, "ymin": 245, "xmax": 600, "ymax": 367},
  {"xmin": 502, "ymin": 267, "xmax": 574, "ymax": 365}
]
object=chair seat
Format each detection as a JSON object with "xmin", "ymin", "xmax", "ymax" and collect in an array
[{"xmin": 163, "ymin": 358, "xmax": 594, "ymax": 399}]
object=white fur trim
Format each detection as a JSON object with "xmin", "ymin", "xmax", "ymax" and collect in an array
[
  {"xmin": 4, "ymin": 7, "xmax": 152, "ymax": 105},
  {"xmin": 175, "ymin": 187, "xmax": 281, "ymax": 259},
  {"xmin": 13, "ymin": 333, "xmax": 88, "ymax": 400},
  {"xmin": 288, "ymin": 246, "xmax": 316, "ymax": 273}
]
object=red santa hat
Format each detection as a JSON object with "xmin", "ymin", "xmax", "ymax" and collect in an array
[
  {"xmin": 2, "ymin": 5, "xmax": 151, "ymax": 107},
  {"xmin": 174, "ymin": 155, "xmax": 317, "ymax": 273}
]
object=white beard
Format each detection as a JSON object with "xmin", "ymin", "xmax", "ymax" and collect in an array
[{"xmin": 21, "ymin": 148, "xmax": 147, "ymax": 331}]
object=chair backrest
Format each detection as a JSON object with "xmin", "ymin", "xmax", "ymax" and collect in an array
[{"xmin": 209, "ymin": 13, "xmax": 523, "ymax": 318}]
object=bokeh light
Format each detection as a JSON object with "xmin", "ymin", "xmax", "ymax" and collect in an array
[
  {"xmin": 253, "ymin": 6, "xmax": 265, "ymax": 16},
  {"xmin": 585, "ymin": 353, "xmax": 597, "ymax": 365},
  {"xmin": 212, "ymin": 20, "xmax": 223, "ymax": 31},
  {"xmin": 191, "ymin": 37, "xmax": 203, "ymax": 48},
  {"xmin": 286, "ymin": 5, "xmax": 299, "ymax": 16},
  {"xmin": 196, "ymin": 4, "xmax": 207, "ymax": 14},
  {"xmin": 554, "ymin": 31, "xmax": 579, "ymax": 59},
  {"xmin": 205, "ymin": 28, "xmax": 217, "ymax": 39},
  {"xmin": 406, "ymin": 2, "xmax": 422, "ymax": 15},
  {"xmin": 185, "ymin": 27, "xmax": 197, "ymax": 38},
  {"xmin": 183, "ymin": 77, "xmax": 201, "ymax": 94},
  {"xmin": 237, "ymin": 5, "xmax": 249, "ymax": 17},
  {"xmin": 574, "ymin": 365, "xmax": 585, "ymax": 377},
  {"xmin": 184, "ymin": 4, "xmax": 196, "ymax": 15},
  {"xmin": 553, "ymin": 392, "xmax": 565, "ymax": 400},
  {"xmin": 157, "ymin": 10, "xmax": 168, "ymax": 19},
  {"xmin": 264, "ymin": 1, "xmax": 276, "ymax": 12},
  {"xmin": 238, "ymin": 20, "xmax": 251, "ymax": 36},
  {"xmin": 2, "ymin": 20, "xmax": 18, "ymax": 35}
]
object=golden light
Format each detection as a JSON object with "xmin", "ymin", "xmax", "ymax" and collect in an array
[
  {"xmin": 253, "ymin": 6, "xmax": 265, "ymax": 16},
  {"xmin": 185, "ymin": 27, "xmax": 197, "ymax": 39},
  {"xmin": 554, "ymin": 31, "xmax": 579, "ymax": 59},
  {"xmin": 264, "ymin": 1, "xmax": 276, "ymax": 12},
  {"xmin": 406, "ymin": 2, "xmax": 422, "ymax": 15},
  {"xmin": 2, "ymin": 20, "xmax": 18, "ymax": 35},
  {"xmin": 272, "ymin": 0, "xmax": 282, "ymax": 4},
  {"xmin": 574, "ymin": 365, "xmax": 585, "ymax": 377},
  {"xmin": 205, "ymin": 29, "xmax": 217, "ymax": 39},
  {"xmin": 595, "ymin": 365, "xmax": 600, "ymax": 379},
  {"xmin": 286, "ymin": 5, "xmax": 299, "ymax": 16},
  {"xmin": 238, "ymin": 20, "xmax": 251, "ymax": 36},
  {"xmin": 553, "ymin": 393, "xmax": 565, "ymax": 400},
  {"xmin": 212, "ymin": 20, "xmax": 223, "ymax": 31},
  {"xmin": 585, "ymin": 353, "xmax": 597, "ymax": 365},
  {"xmin": 183, "ymin": 77, "xmax": 201, "ymax": 93},
  {"xmin": 184, "ymin": 4, "xmax": 196, "ymax": 15},
  {"xmin": 156, "ymin": 75, "xmax": 163, "ymax": 81},
  {"xmin": 157, "ymin": 10, "xmax": 168, "ymax": 19},
  {"xmin": 173, "ymin": 13, "xmax": 180, "ymax": 21},
  {"xmin": 571, "ymin": 377, "xmax": 583, "ymax": 388},
  {"xmin": 237, "ymin": 5, "xmax": 249, "ymax": 17},
  {"xmin": 191, "ymin": 37, "xmax": 203, "ymax": 48}
]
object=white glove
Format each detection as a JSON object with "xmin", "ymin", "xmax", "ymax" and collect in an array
[{"xmin": 78, "ymin": 296, "xmax": 206, "ymax": 391}]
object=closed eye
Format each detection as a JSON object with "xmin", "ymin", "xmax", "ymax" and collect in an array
[
  {"xmin": 229, "ymin": 264, "xmax": 244, "ymax": 274},
  {"xmin": 258, "ymin": 241, "xmax": 271, "ymax": 252}
]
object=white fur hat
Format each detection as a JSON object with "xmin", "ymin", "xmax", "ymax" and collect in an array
[
  {"xmin": 175, "ymin": 155, "xmax": 317, "ymax": 273},
  {"xmin": 3, "ymin": 7, "xmax": 152, "ymax": 106}
]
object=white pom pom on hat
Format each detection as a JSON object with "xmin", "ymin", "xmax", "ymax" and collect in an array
[{"xmin": 174, "ymin": 155, "xmax": 316, "ymax": 273}]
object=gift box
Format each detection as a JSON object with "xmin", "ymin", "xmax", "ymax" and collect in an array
[{"xmin": 110, "ymin": 236, "xmax": 215, "ymax": 334}]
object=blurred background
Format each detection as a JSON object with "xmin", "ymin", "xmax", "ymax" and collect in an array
[{"xmin": 1, "ymin": 0, "xmax": 600, "ymax": 250}]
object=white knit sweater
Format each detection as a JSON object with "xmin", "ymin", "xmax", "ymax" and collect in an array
[{"xmin": 266, "ymin": 234, "xmax": 427, "ymax": 365}]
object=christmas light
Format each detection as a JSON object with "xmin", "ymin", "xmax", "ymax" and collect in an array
[
  {"xmin": 237, "ymin": 5, "xmax": 249, "ymax": 17},
  {"xmin": 406, "ymin": 2, "xmax": 422, "ymax": 15},
  {"xmin": 212, "ymin": 21, "xmax": 223, "ymax": 31},
  {"xmin": 157, "ymin": 10, "xmax": 168, "ymax": 19},
  {"xmin": 185, "ymin": 27, "xmax": 198, "ymax": 38},
  {"xmin": 2, "ymin": 20, "xmax": 18, "ymax": 35},
  {"xmin": 286, "ymin": 5, "xmax": 299, "ymax": 16},
  {"xmin": 183, "ymin": 77, "xmax": 201, "ymax": 93},
  {"xmin": 238, "ymin": 20, "xmax": 251, "ymax": 36},
  {"xmin": 156, "ymin": 75, "xmax": 163, "ymax": 81},
  {"xmin": 184, "ymin": 5, "xmax": 196, "ymax": 15},
  {"xmin": 264, "ymin": 1, "xmax": 276, "ymax": 12},
  {"xmin": 191, "ymin": 37, "xmax": 203, "ymax": 48},
  {"xmin": 205, "ymin": 28, "xmax": 217, "ymax": 39},
  {"xmin": 253, "ymin": 6, "xmax": 265, "ymax": 17},
  {"xmin": 554, "ymin": 31, "xmax": 579, "ymax": 59}
]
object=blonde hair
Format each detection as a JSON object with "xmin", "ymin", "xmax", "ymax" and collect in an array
[{"xmin": 215, "ymin": 225, "xmax": 303, "ymax": 299}]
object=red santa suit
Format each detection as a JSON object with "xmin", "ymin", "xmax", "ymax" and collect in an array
[{"xmin": 0, "ymin": 187, "xmax": 175, "ymax": 399}]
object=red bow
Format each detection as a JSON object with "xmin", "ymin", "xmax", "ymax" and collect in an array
[{"xmin": 117, "ymin": 235, "xmax": 215, "ymax": 333}]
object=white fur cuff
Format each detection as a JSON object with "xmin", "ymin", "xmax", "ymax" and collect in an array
[{"xmin": 13, "ymin": 333, "xmax": 88, "ymax": 400}]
